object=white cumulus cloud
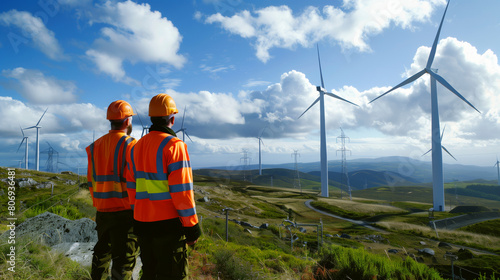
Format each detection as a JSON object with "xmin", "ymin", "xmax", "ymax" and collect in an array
[
  {"xmin": 2, "ymin": 67, "xmax": 78, "ymax": 104},
  {"xmin": 0, "ymin": 10, "xmax": 66, "ymax": 60},
  {"xmin": 85, "ymin": 0, "xmax": 185, "ymax": 83},
  {"xmin": 205, "ymin": 0, "xmax": 446, "ymax": 62}
]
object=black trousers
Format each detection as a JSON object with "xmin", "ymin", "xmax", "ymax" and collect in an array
[
  {"xmin": 91, "ymin": 210, "xmax": 138, "ymax": 280},
  {"xmin": 136, "ymin": 230, "xmax": 188, "ymax": 280}
]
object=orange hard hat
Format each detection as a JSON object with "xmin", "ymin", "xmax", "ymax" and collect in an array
[
  {"xmin": 107, "ymin": 100, "xmax": 136, "ymax": 120},
  {"xmin": 149, "ymin": 94, "xmax": 178, "ymax": 117}
]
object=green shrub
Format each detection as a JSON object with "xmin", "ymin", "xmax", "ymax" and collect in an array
[
  {"xmin": 214, "ymin": 247, "xmax": 257, "ymax": 280},
  {"xmin": 315, "ymin": 244, "xmax": 443, "ymax": 280}
]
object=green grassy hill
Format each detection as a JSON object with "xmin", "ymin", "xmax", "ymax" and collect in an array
[{"xmin": 1, "ymin": 166, "xmax": 500, "ymax": 279}]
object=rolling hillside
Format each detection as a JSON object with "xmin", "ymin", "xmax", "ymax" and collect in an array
[{"xmin": 205, "ymin": 156, "xmax": 498, "ymax": 183}]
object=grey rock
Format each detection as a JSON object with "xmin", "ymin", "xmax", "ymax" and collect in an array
[
  {"xmin": 438, "ymin": 242, "xmax": 452, "ymax": 249},
  {"xmin": 1, "ymin": 212, "xmax": 97, "ymax": 246},
  {"xmin": 325, "ymin": 234, "xmax": 333, "ymax": 238},
  {"xmin": 36, "ymin": 182, "xmax": 54, "ymax": 189},
  {"xmin": 16, "ymin": 178, "xmax": 38, "ymax": 188},
  {"xmin": 340, "ymin": 233, "xmax": 351, "ymax": 239},
  {"xmin": 65, "ymin": 180, "xmax": 77, "ymax": 185},
  {"xmin": 197, "ymin": 196, "xmax": 209, "ymax": 203},
  {"xmin": 259, "ymin": 223, "xmax": 269, "ymax": 229},
  {"xmin": 52, "ymin": 242, "xmax": 95, "ymax": 267},
  {"xmin": 418, "ymin": 248, "xmax": 435, "ymax": 256},
  {"xmin": 388, "ymin": 249, "xmax": 399, "ymax": 254}
]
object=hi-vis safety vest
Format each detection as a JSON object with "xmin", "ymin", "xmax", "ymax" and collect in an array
[
  {"xmin": 86, "ymin": 131, "xmax": 136, "ymax": 212},
  {"xmin": 126, "ymin": 131, "xmax": 198, "ymax": 227}
]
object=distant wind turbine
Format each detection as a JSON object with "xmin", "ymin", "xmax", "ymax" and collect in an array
[
  {"xmin": 176, "ymin": 106, "xmax": 193, "ymax": 143},
  {"xmin": 298, "ymin": 44, "xmax": 358, "ymax": 198},
  {"xmin": 369, "ymin": 0, "xmax": 480, "ymax": 211},
  {"xmin": 24, "ymin": 108, "xmax": 48, "ymax": 171},
  {"xmin": 257, "ymin": 132, "xmax": 264, "ymax": 176},
  {"xmin": 136, "ymin": 113, "xmax": 150, "ymax": 138},
  {"xmin": 17, "ymin": 125, "xmax": 28, "ymax": 169},
  {"xmin": 422, "ymin": 125, "xmax": 457, "ymax": 161},
  {"xmin": 495, "ymin": 157, "xmax": 500, "ymax": 185}
]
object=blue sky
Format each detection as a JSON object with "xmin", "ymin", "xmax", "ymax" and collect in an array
[{"xmin": 1, "ymin": 0, "xmax": 500, "ymax": 174}]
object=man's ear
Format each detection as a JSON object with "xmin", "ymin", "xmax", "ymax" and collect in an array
[{"xmin": 170, "ymin": 116, "xmax": 175, "ymax": 126}]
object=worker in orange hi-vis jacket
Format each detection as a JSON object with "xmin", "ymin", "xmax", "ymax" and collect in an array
[
  {"xmin": 126, "ymin": 94, "xmax": 201, "ymax": 280},
  {"xmin": 86, "ymin": 100, "xmax": 139, "ymax": 280}
]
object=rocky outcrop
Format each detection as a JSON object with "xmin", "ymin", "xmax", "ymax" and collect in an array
[{"xmin": 2, "ymin": 212, "xmax": 141, "ymax": 277}]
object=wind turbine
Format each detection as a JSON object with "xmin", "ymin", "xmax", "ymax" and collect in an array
[
  {"xmin": 257, "ymin": 132, "xmax": 264, "ymax": 175},
  {"xmin": 17, "ymin": 125, "xmax": 28, "ymax": 169},
  {"xmin": 176, "ymin": 106, "xmax": 193, "ymax": 143},
  {"xmin": 298, "ymin": 44, "xmax": 358, "ymax": 198},
  {"xmin": 136, "ymin": 113, "xmax": 150, "ymax": 138},
  {"xmin": 422, "ymin": 125, "xmax": 457, "ymax": 161},
  {"xmin": 24, "ymin": 108, "xmax": 48, "ymax": 171},
  {"xmin": 494, "ymin": 157, "xmax": 500, "ymax": 185},
  {"xmin": 369, "ymin": 0, "xmax": 480, "ymax": 211}
]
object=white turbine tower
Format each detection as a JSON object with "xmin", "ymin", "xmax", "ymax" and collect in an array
[
  {"xmin": 136, "ymin": 113, "xmax": 150, "ymax": 138},
  {"xmin": 24, "ymin": 108, "xmax": 48, "ymax": 171},
  {"xmin": 176, "ymin": 106, "xmax": 193, "ymax": 143},
  {"xmin": 17, "ymin": 126, "xmax": 29, "ymax": 169},
  {"xmin": 495, "ymin": 157, "xmax": 500, "ymax": 185},
  {"xmin": 257, "ymin": 132, "xmax": 264, "ymax": 175},
  {"xmin": 369, "ymin": 0, "xmax": 480, "ymax": 211},
  {"xmin": 298, "ymin": 45, "xmax": 359, "ymax": 197}
]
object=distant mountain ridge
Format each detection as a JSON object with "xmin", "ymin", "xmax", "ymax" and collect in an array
[{"xmin": 199, "ymin": 156, "xmax": 497, "ymax": 183}]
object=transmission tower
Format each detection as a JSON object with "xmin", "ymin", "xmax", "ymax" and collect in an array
[
  {"xmin": 42, "ymin": 141, "xmax": 59, "ymax": 173},
  {"xmin": 240, "ymin": 149, "xmax": 251, "ymax": 182},
  {"xmin": 291, "ymin": 150, "xmax": 301, "ymax": 192},
  {"xmin": 337, "ymin": 128, "xmax": 352, "ymax": 200}
]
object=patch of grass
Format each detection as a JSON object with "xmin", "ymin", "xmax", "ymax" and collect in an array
[
  {"xmin": 310, "ymin": 201, "xmax": 371, "ymax": 220},
  {"xmin": 252, "ymin": 202, "xmax": 288, "ymax": 219},
  {"xmin": 461, "ymin": 219, "xmax": 500, "ymax": 236},
  {"xmin": 314, "ymin": 244, "xmax": 443, "ymax": 280},
  {"xmin": 376, "ymin": 221, "xmax": 500, "ymax": 253},
  {"xmin": 0, "ymin": 238, "xmax": 90, "ymax": 279}
]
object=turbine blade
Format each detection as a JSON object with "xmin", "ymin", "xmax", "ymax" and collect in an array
[
  {"xmin": 36, "ymin": 108, "xmax": 48, "ymax": 126},
  {"xmin": 441, "ymin": 124, "xmax": 446, "ymax": 140},
  {"xmin": 17, "ymin": 138, "xmax": 26, "ymax": 152},
  {"xmin": 422, "ymin": 148, "xmax": 432, "ymax": 157},
  {"xmin": 258, "ymin": 125, "xmax": 267, "ymax": 138},
  {"xmin": 426, "ymin": 0, "xmax": 451, "ymax": 68},
  {"xmin": 175, "ymin": 129, "xmax": 182, "ymax": 134},
  {"xmin": 137, "ymin": 112, "xmax": 144, "ymax": 127},
  {"xmin": 324, "ymin": 92, "xmax": 359, "ymax": 107},
  {"xmin": 429, "ymin": 71, "xmax": 481, "ymax": 113},
  {"xmin": 181, "ymin": 106, "xmax": 187, "ymax": 128},
  {"xmin": 185, "ymin": 132, "xmax": 193, "ymax": 143},
  {"xmin": 317, "ymin": 44, "xmax": 325, "ymax": 89},
  {"xmin": 20, "ymin": 125, "xmax": 24, "ymax": 137},
  {"xmin": 24, "ymin": 126, "xmax": 36, "ymax": 130},
  {"xmin": 298, "ymin": 97, "xmax": 320, "ymax": 119},
  {"xmin": 442, "ymin": 146, "xmax": 457, "ymax": 161},
  {"xmin": 369, "ymin": 69, "xmax": 426, "ymax": 104}
]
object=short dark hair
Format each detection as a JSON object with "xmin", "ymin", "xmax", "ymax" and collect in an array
[
  {"xmin": 110, "ymin": 118, "xmax": 128, "ymax": 130},
  {"xmin": 151, "ymin": 116, "xmax": 173, "ymax": 126}
]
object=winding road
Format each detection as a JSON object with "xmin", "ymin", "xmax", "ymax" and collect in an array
[{"xmin": 304, "ymin": 199, "xmax": 388, "ymax": 233}]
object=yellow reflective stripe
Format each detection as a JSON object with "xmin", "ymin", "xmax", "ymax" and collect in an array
[{"xmin": 135, "ymin": 178, "xmax": 169, "ymax": 194}]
